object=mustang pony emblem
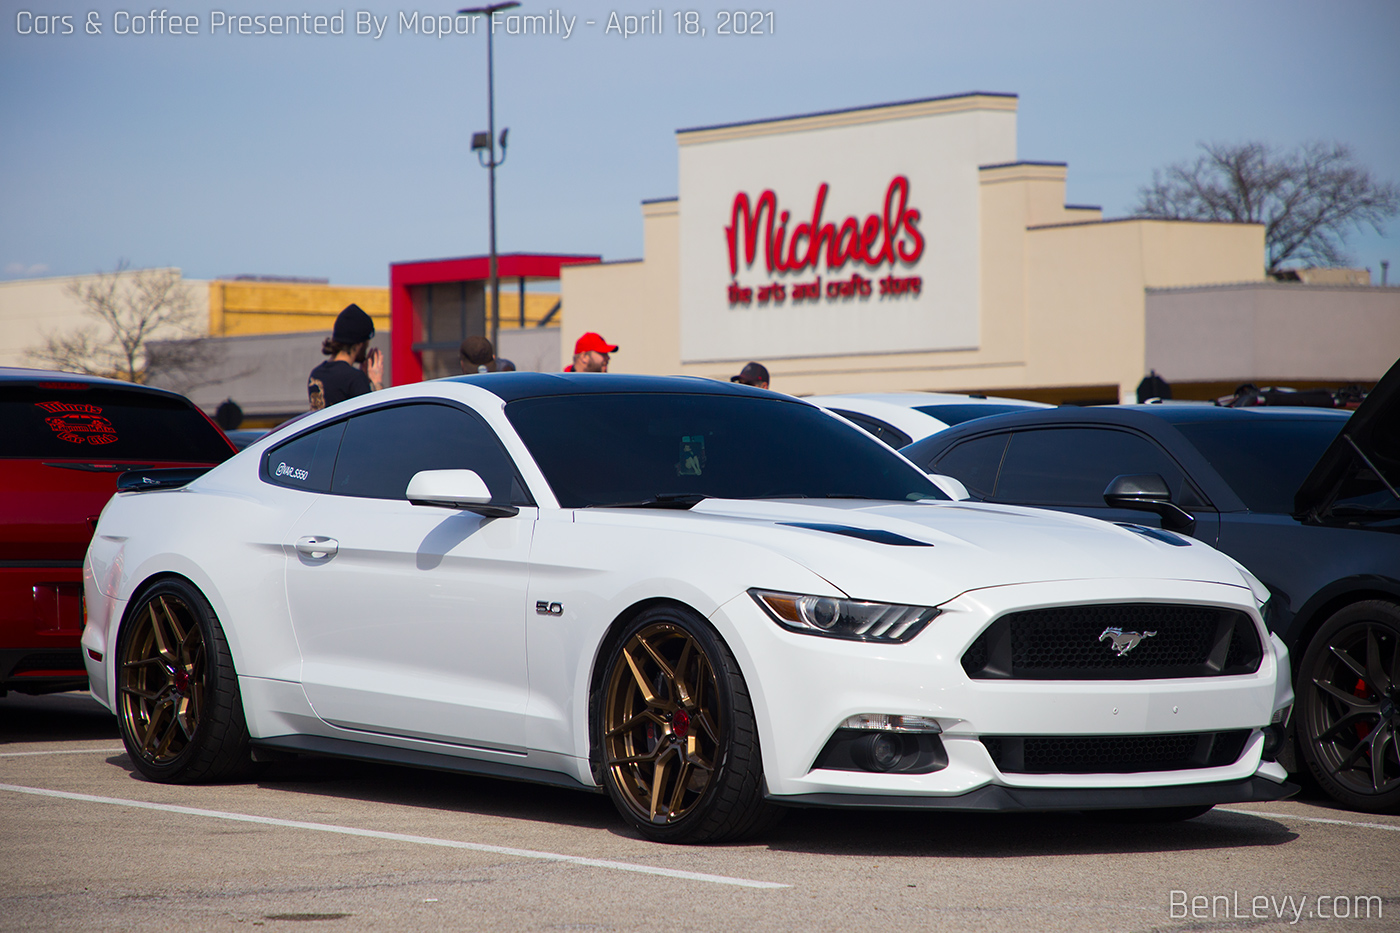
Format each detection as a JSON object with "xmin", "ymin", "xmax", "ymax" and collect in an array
[{"xmin": 1099, "ymin": 627, "xmax": 1158, "ymax": 656}]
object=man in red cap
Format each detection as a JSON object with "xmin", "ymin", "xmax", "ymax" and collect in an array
[{"xmin": 566, "ymin": 331, "xmax": 617, "ymax": 372}]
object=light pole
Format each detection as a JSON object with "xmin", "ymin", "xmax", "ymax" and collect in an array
[{"xmin": 460, "ymin": 1, "xmax": 518, "ymax": 352}]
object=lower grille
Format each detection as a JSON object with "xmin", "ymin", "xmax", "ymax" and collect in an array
[
  {"xmin": 962, "ymin": 603, "xmax": 1263, "ymax": 679},
  {"xmin": 981, "ymin": 730, "xmax": 1252, "ymax": 774}
]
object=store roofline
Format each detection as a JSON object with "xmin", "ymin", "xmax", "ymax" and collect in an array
[
  {"xmin": 979, "ymin": 160, "xmax": 1068, "ymax": 170},
  {"xmin": 1147, "ymin": 281, "xmax": 1400, "ymax": 294},
  {"xmin": 676, "ymin": 91, "xmax": 1018, "ymax": 136},
  {"xmin": 1027, "ymin": 216, "xmax": 1265, "ymax": 231}
]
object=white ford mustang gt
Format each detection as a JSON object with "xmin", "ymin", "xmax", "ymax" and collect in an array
[{"xmin": 82, "ymin": 374, "xmax": 1296, "ymax": 842}]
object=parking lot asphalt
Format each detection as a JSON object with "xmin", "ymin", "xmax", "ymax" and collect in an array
[{"xmin": 2, "ymin": 691, "xmax": 1398, "ymax": 933}]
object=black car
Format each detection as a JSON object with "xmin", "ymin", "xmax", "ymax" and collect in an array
[{"xmin": 901, "ymin": 360, "xmax": 1400, "ymax": 812}]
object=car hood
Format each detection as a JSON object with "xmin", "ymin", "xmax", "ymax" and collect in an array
[
  {"xmin": 579, "ymin": 497, "xmax": 1251, "ymax": 607},
  {"xmin": 1294, "ymin": 356, "xmax": 1400, "ymax": 521}
]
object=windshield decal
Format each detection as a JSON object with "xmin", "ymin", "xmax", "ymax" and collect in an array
[
  {"xmin": 36, "ymin": 401, "xmax": 118, "ymax": 445},
  {"xmin": 677, "ymin": 435, "xmax": 706, "ymax": 476}
]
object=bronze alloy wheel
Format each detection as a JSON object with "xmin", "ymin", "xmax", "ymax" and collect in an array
[
  {"xmin": 597, "ymin": 607, "xmax": 782, "ymax": 843},
  {"xmin": 116, "ymin": 579, "xmax": 254, "ymax": 783},
  {"xmin": 1300, "ymin": 601, "xmax": 1400, "ymax": 812},
  {"xmin": 119, "ymin": 592, "xmax": 207, "ymax": 766},
  {"xmin": 603, "ymin": 621, "xmax": 722, "ymax": 825}
]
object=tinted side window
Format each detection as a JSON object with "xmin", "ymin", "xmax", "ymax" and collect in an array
[
  {"xmin": 993, "ymin": 428, "xmax": 1193, "ymax": 507},
  {"xmin": 330, "ymin": 403, "xmax": 527, "ymax": 504},
  {"xmin": 1175, "ymin": 419, "xmax": 1343, "ymax": 513},
  {"xmin": 263, "ymin": 421, "xmax": 346, "ymax": 493},
  {"xmin": 831, "ymin": 410, "xmax": 912, "ymax": 449},
  {"xmin": 932, "ymin": 434, "xmax": 1010, "ymax": 499}
]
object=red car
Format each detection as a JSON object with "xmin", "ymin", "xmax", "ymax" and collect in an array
[{"xmin": 1, "ymin": 368, "xmax": 235, "ymax": 695}]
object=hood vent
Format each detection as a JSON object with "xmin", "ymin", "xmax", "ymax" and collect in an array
[
  {"xmin": 1114, "ymin": 523, "xmax": 1192, "ymax": 547},
  {"xmin": 779, "ymin": 522, "xmax": 932, "ymax": 547}
]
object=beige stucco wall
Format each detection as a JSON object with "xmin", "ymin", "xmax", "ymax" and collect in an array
[
  {"xmin": 0, "ymin": 269, "xmax": 210, "ymax": 369},
  {"xmin": 558, "ymin": 95, "xmax": 1271, "ymax": 400},
  {"xmin": 1020, "ymin": 219, "xmax": 1266, "ymax": 399},
  {"xmin": 560, "ymin": 199, "xmax": 681, "ymax": 374},
  {"xmin": 562, "ymin": 192, "xmax": 1265, "ymax": 399},
  {"xmin": 1146, "ymin": 282, "xmax": 1400, "ymax": 383}
]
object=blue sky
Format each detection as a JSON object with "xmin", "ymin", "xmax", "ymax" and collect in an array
[{"xmin": 2, "ymin": 0, "xmax": 1397, "ymax": 286}]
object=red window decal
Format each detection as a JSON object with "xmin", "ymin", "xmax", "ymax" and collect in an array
[{"xmin": 35, "ymin": 401, "xmax": 118, "ymax": 445}]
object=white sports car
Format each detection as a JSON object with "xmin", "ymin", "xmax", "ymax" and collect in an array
[{"xmin": 82, "ymin": 374, "xmax": 1296, "ymax": 842}]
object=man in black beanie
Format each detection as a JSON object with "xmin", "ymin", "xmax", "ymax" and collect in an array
[{"xmin": 307, "ymin": 303, "xmax": 383, "ymax": 410}]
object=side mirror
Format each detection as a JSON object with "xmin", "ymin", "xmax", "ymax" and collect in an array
[
  {"xmin": 1103, "ymin": 473, "xmax": 1195, "ymax": 535},
  {"xmin": 927, "ymin": 473, "xmax": 971, "ymax": 501},
  {"xmin": 406, "ymin": 470, "xmax": 519, "ymax": 517}
]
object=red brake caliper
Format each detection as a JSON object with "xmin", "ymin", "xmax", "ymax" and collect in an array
[{"xmin": 1355, "ymin": 678, "xmax": 1374, "ymax": 745}]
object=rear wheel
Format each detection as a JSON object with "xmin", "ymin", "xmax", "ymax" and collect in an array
[
  {"xmin": 597, "ymin": 606, "xmax": 781, "ymax": 843},
  {"xmin": 1297, "ymin": 601, "xmax": 1400, "ymax": 813},
  {"xmin": 116, "ymin": 578, "xmax": 254, "ymax": 783}
]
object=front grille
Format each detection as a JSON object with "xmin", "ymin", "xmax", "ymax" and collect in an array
[
  {"xmin": 961, "ymin": 603, "xmax": 1262, "ymax": 680},
  {"xmin": 981, "ymin": 730, "xmax": 1251, "ymax": 774}
]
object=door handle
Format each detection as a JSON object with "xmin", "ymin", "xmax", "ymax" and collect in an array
[{"xmin": 295, "ymin": 536, "xmax": 339, "ymax": 560}]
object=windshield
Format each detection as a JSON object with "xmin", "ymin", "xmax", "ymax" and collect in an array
[
  {"xmin": 1175, "ymin": 418, "xmax": 1344, "ymax": 513},
  {"xmin": 505, "ymin": 393, "xmax": 944, "ymax": 508}
]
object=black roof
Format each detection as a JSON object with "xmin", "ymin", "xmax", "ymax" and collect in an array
[
  {"xmin": 444, "ymin": 372, "xmax": 789, "ymax": 403},
  {"xmin": 0, "ymin": 366, "xmax": 195, "ymax": 403}
]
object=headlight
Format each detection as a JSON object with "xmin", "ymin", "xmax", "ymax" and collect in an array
[{"xmin": 749, "ymin": 589, "xmax": 940, "ymax": 643}]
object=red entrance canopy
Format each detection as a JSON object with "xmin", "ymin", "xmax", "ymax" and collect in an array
[{"xmin": 390, "ymin": 252, "xmax": 599, "ymax": 384}]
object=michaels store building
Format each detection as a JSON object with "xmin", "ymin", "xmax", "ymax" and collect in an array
[{"xmin": 560, "ymin": 92, "xmax": 1398, "ymax": 403}]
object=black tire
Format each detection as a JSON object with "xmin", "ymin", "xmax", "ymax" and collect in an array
[
  {"xmin": 595, "ymin": 606, "xmax": 783, "ymax": 843},
  {"xmin": 115, "ymin": 578, "xmax": 255, "ymax": 783},
  {"xmin": 1090, "ymin": 804, "xmax": 1214, "ymax": 823},
  {"xmin": 1297, "ymin": 600, "xmax": 1400, "ymax": 813}
]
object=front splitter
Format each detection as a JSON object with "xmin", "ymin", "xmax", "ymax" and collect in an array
[{"xmin": 771, "ymin": 775, "xmax": 1298, "ymax": 811}]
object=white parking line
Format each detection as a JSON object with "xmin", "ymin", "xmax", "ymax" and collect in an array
[
  {"xmin": 0, "ymin": 747, "xmax": 125, "ymax": 758},
  {"xmin": 0, "ymin": 783, "xmax": 788, "ymax": 890},
  {"xmin": 1218, "ymin": 808, "xmax": 1400, "ymax": 833}
]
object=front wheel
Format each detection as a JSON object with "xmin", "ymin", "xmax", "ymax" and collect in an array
[
  {"xmin": 596, "ymin": 607, "xmax": 782, "ymax": 843},
  {"xmin": 116, "ymin": 578, "xmax": 254, "ymax": 783},
  {"xmin": 1297, "ymin": 600, "xmax": 1400, "ymax": 813}
]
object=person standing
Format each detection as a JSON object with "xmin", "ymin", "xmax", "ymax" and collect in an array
[
  {"xmin": 308, "ymin": 303, "xmax": 382, "ymax": 411},
  {"xmin": 565, "ymin": 332, "xmax": 617, "ymax": 372},
  {"xmin": 729, "ymin": 361, "xmax": 770, "ymax": 389},
  {"xmin": 459, "ymin": 335, "xmax": 516, "ymax": 374}
]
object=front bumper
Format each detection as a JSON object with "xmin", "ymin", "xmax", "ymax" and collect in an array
[{"xmin": 712, "ymin": 577, "xmax": 1292, "ymax": 805}]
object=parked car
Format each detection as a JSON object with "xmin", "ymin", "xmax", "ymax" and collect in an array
[
  {"xmin": 225, "ymin": 428, "xmax": 271, "ymax": 451},
  {"xmin": 802, "ymin": 392, "xmax": 1052, "ymax": 448},
  {"xmin": 901, "ymin": 358, "xmax": 1400, "ymax": 811},
  {"xmin": 1, "ymin": 368, "xmax": 236, "ymax": 696},
  {"xmin": 83, "ymin": 374, "xmax": 1293, "ymax": 842}
]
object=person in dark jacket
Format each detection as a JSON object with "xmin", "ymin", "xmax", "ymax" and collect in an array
[{"xmin": 308, "ymin": 303, "xmax": 383, "ymax": 410}]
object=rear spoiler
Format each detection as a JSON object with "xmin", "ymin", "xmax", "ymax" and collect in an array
[{"xmin": 116, "ymin": 467, "xmax": 212, "ymax": 493}]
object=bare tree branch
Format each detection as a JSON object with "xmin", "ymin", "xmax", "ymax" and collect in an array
[
  {"xmin": 1133, "ymin": 141, "xmax": 1399, "ymax": 271},
  {"xmin": 26, "ymin": 262, "xmax": 220, "ymax": 383}
]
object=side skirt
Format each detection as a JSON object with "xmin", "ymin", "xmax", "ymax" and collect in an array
[{"xmin": 251, "ymin": 735, "xmax": 603, "ymax": 793}]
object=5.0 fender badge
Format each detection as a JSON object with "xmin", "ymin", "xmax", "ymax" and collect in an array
[
  {"xmin": 536, "ymin": 601, "xmax": 563, "ymax": 616},
  {"xmin": 1099, "ymin": 627, "xmax": 1157, "ymax": 656}
]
